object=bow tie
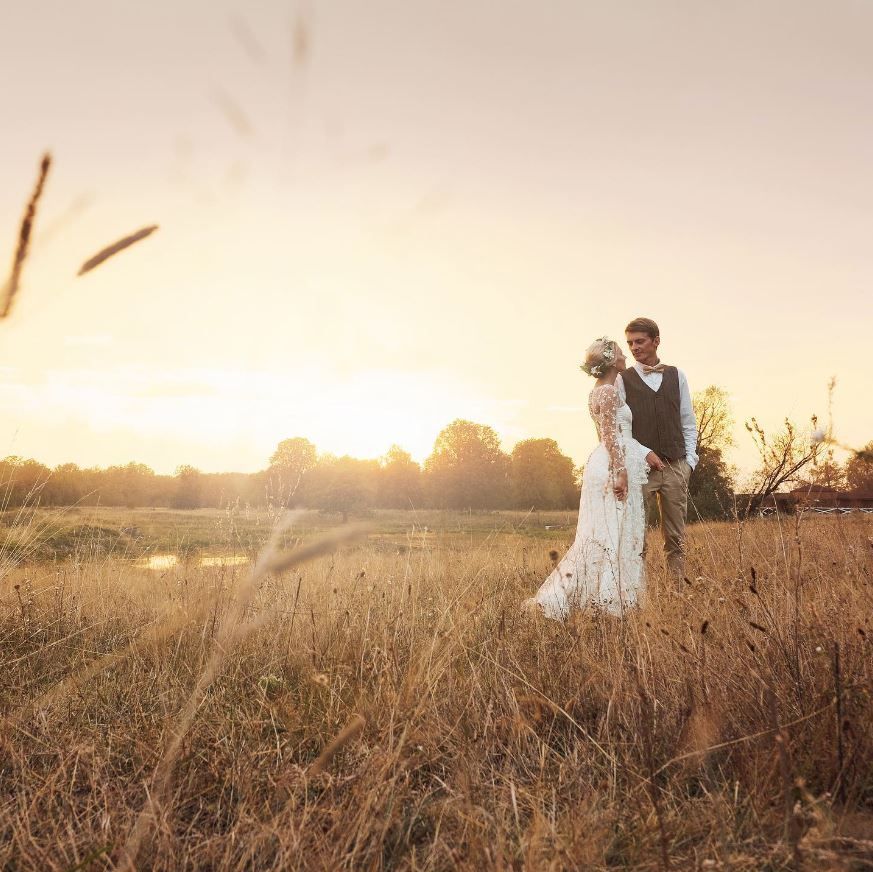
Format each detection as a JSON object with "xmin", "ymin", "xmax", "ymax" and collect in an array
[{"xmin": 641, "ymin": 363, "xmax": 666, "ymax": 374}]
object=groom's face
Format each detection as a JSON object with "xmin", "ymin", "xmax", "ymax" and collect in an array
[{"xmin": 626, "ymin": 331, "xmax": 660, "ymax": 365}]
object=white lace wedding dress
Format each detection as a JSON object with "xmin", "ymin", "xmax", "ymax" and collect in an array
[{"xmin": 526, "ymin": 378, "xmax": 650, "ymax": 619}]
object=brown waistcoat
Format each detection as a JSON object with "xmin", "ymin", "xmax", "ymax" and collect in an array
[{"xmin": 622, "ymin": 366, "xmax": 686, "ymax": 461}]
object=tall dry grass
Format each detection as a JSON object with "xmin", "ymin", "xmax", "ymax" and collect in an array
[
  {"xmin": 77, "ymin": 225, "xmax": 159, "ymax": 277},
  {"xmin": 1, "ymin": 153, "xmax": 51, "ymax": 319},
  {"xmin": 1, "ymin": 512, "xmax": 871, "ymax": 870}
]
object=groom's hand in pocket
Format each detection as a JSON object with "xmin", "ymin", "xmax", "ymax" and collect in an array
[{"xmin": 645, "ymin": 451, "xmax": 665, "ymax": 471}]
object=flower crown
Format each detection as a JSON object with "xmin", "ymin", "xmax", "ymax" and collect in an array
[{"xmin": 580, "ymin": 337, "xmax": 617, "ymax": 378}]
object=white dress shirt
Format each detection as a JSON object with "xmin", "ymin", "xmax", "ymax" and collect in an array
[{"xmin": 618, "ymin": 363, "xmax": 698, "ymax": 469}]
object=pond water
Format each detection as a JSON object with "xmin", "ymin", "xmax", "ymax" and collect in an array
[
  {"xmin": 136, "ymin": 554, "xmax": 249, "ymax": 571},
  {"xmin": 200, "ymin": 555, "xmax": 249, "ymax": 567}
]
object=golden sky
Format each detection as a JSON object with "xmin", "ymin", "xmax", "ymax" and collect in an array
[{"xmin": 1, "ymin": 0, "xmax": 870, "ymax": 478}]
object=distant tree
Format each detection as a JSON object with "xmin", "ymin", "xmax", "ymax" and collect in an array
[
  {"xmin": 269, "ymin": 437, "xmax": 317, "ymax": 506},
  {"xmin": 47, "ymin": 462, "xmax": 85, "ymax": 505},
  {"xmin": 173, "ymin": 465, "xmax": 203, "ymax": 509},
  {"xmin": 377, "ymin": 445, "xmax": 422, "ymax": 508},
  {"xmin": 688, "ymin": 447, "xmax": 735, "ymax": 520},
  {"xmin": 694, "ymin": 386, "xmax": 733, "ymax": 455},
  {"xmin": 198, "ymin": 472, "xmax": 257, "ymax": 509},
  {"xmin": 799, "ymin": 447, "xmax": 847, "ymax": 491},
  {"xmin": 0, "ymin": 456, "xmax": 51, "ymax": 507},
  {"xmin": 741, "ymin": 416, "xmax": 822, "ymax": 517},
  {"xmin": 101, "ymin": 462, "xmax": 157, "ymax": 507},
  {"xmin": 76, "ymin": 467, "xmax": 106, "ymax": 507},
  {"xmin": 424, "ymin": 420, "xmax": 510, "ymax": 509},
  {"xmin": 307, "ymin": 455, "xmax": 378, "ymax": 522},
  {"xmin": 689, "ymin": 387, "xmax": 736, "ymax": 520},
  {"xmin": 243, "ymin": 469, "xmax": 270, "ymax": 507},
  {"xmin": 845, "ymin": 441, "xmax": 873, "ymax": 492},
  {"xmin": 509, "ymin": 438, "xmax": 577, "ymax": 509}
]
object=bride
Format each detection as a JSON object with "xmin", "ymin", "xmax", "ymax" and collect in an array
[{"xmin": 525, "ymin": 337, "xmax": 664, "ymax": 619}]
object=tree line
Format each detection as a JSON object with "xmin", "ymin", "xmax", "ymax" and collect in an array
[
  {"xmin": 0, "ymin": 424, "xmax": 580, "ymax": 518},
  {"xmin": 2, "ymin": 387, "xmax": 869, "ymax": 519}
]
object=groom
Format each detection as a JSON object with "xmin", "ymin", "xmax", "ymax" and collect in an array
[{"xmin": 623, "ymin": 317, "xmax": 698, "ymax": 578}]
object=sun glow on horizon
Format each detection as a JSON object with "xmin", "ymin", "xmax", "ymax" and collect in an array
[
  {"xmin": 0, "ymin": 0, "xmax": 870, "ymax": 481},
  {"xmin": 0, "ymin": 364, "xmax": 525, "ymax": 474}
]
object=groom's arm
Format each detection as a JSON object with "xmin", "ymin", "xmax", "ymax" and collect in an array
[{"xmin": 678, "ymin": 370, "xmax": 698, "ymax": 470}]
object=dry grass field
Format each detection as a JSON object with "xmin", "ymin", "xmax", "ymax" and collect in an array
[{"xmin": 1, "ymin": 509, "xmax": 871, "ymax": 870}]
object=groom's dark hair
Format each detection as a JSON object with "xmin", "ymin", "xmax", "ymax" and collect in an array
[{"xmin": 625, "ymin": 317, "xmax": 659, "ymax": 339}]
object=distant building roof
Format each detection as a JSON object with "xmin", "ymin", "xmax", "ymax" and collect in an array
[{"xmin": 734, "ymin": 489, "xmax": 873, "ymax": 510}]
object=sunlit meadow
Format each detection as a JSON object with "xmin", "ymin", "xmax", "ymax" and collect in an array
[
  {"xmin": 1, "ymin": 508, "xmax": 871, "ymax": 870},
  {"xmin": 3, "ymin": 3, "xmax": 873, "ymax": 870}
]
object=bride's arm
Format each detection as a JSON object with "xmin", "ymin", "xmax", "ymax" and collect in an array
[{"xmin": 595, "ymin": 386, "xmax": 627, "ymax": 498}]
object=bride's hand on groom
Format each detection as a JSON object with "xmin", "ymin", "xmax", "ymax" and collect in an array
[
  {"xmin": 645, "ymin": 451, "xmax": 665, "ymax": 471},
  {"xmin": 613, "ymin": 469, "xmax": 628, "ymax": 501}
]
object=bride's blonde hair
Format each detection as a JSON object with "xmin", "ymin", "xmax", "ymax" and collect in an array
[{"xmin": 581, "ymin": 337, "xmax": 617, "ymax": 378}]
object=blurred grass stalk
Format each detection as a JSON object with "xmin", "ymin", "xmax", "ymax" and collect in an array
[{"xmin": 1, "ymin": 153, "xmax": 51, "ymax": 319}]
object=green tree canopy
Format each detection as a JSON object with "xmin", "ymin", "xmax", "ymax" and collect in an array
[
  {"xmin": 269, "ymin": 437, "xmax": 318, "ymax": 505},
  {"xmin": 694, "ymin": 386, "xmax": 734, "ymax": 454},
  {"xmin": 377, "ymin": 445, "xmax": 422, "ymax": 508},
  {"xmin": 845, "ymin": 441, "xmax": 873, "ymax": 492},
  {"xmin": 0, "ymin": 456, "xmax": 51, "ymax": 506},
  {"xmin": 688, "ymin": 447, "xmax": 735, "ymax": 520},
  {"xmin": 307, "ymin": 455, "xmax": 379, "ymax": 521},
  {"xmin": 424, "ymin": 420, "xmax": 509, "ymax": 509},
  {"xmin": 173, "ymin": 465, "xmax": 203, "ymax": 510},
  {"xmin": 509, "ymin": 438, "xmax": 577, "ymax": 509},
  {"xmin": 690, "ymin": 387, "xmax": 736, "ymax": 519}
]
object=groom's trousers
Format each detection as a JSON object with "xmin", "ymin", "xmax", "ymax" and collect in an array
[{"xmin": 642, "ymin": 458, "xmax": 692, "ymax": 578}]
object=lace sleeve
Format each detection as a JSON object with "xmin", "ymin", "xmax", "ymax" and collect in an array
[{"xmin": 592, "ymin": 385, "xmax": 626, "ymax": 475}]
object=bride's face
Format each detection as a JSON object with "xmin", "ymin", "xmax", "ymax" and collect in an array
[{"xmin": 612, "ymin": 347, "xmax": 627, "ymax": 371}]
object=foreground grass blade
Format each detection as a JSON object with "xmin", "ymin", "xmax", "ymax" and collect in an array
[
  {"xmin": 1, "ymin": 153, "xmax": 51, "ymax": 319},
  {"xmin": 77, "ymin": 225, "xmax": 159, "ymax": 276}
]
